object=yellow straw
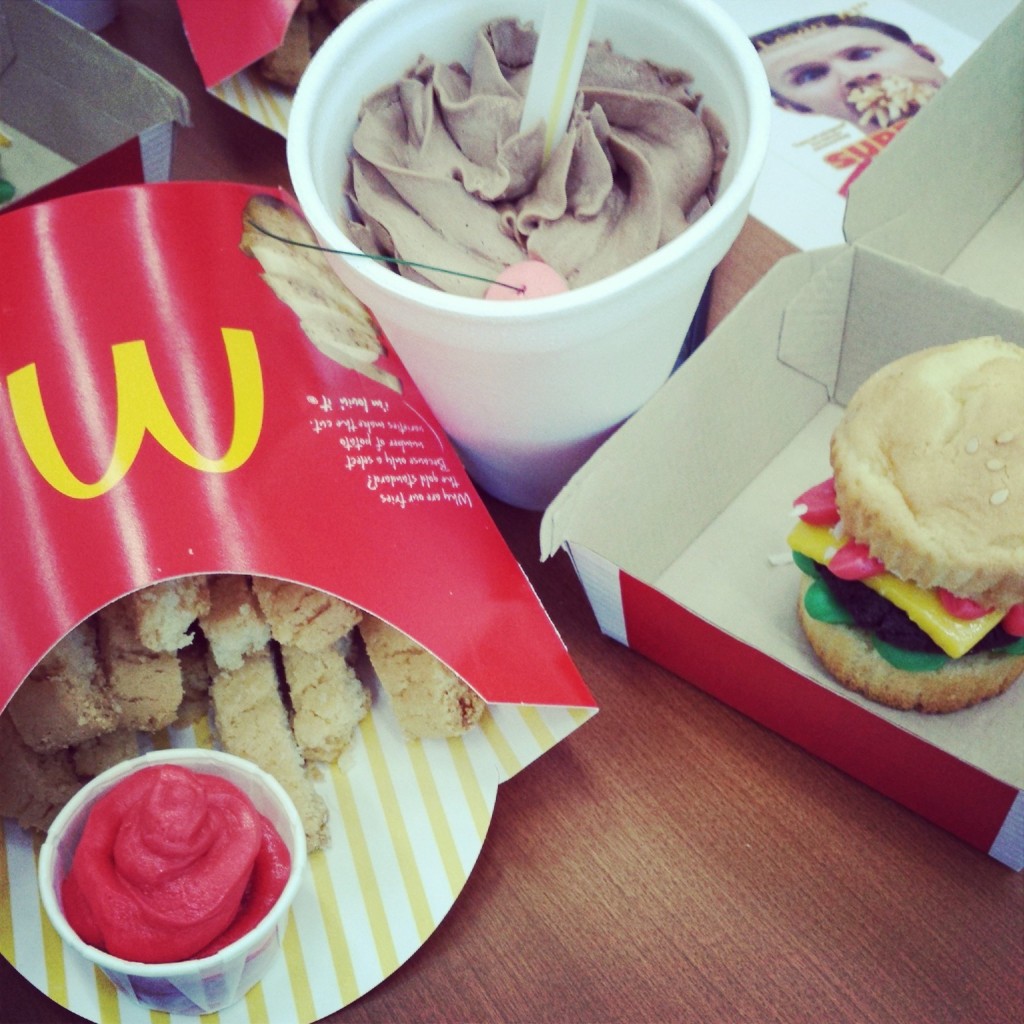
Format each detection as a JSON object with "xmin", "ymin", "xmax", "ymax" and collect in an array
[{"xmin": 519, "ymin": 0, "xmax": 597, "ymax": 161}]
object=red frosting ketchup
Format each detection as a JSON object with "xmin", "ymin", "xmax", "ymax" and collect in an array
[{"xmin": 61, "ymin": 764, "xmax": 291, "ymax": 963}]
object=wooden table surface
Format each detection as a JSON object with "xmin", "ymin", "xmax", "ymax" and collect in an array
[{"xmin": 3, "ymin": 3, "xmax": 1021, "ymax": 1022}]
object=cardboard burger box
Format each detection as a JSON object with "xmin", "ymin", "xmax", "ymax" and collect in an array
[
  {"xmin": 0, "ymin": 181, "xmax": 596, "ymax": 1021},
  {"xmin": 542, "ymin": 4, "xmax": 1024, "ymax": 869},
  {"xmin": 0, "ymin": 0, "xmax": 189, "ymax": 212}
]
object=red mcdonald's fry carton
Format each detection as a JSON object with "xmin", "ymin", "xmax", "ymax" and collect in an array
[{"xmin": 0, "ymin": 180, "xmax": 596, "ymax": 1021}]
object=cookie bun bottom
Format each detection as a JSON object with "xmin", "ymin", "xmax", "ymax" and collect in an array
[{"xmin": 797, "ymin": 580, "xmax": 1024, "ymax": 714}]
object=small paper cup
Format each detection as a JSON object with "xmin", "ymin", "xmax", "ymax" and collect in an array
[
  {"xmin": 288, "ymin": 0, "xmax": 770, "ymax": 510},
  {"xmin": 38, "ymin": 748, "xmax": 307, "ymax": 1016}
]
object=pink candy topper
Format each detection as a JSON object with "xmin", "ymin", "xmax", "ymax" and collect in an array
[{"xmin": 484, "ymin": 260, "xmax": 570, "ymax": 301}]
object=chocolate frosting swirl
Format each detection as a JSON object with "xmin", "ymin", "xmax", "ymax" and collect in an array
[{"xmin": 344, "ymin": 18, "xmax": 728, "ymax": 297}]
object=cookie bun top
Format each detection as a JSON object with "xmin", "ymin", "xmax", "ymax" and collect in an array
[{"xmin": 831, "ymin": 336, "xmax": 1024, "ymax": 609}]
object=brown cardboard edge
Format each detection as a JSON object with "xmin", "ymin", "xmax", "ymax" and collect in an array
[
  {"xmin": 843, "ymin": 3, "xmax": 1023, "ymax": 288},
  {"xmin": 540, "ymin": 247, "xmax": 841, "ymax": 573},
  {"xmin": 0, "ymin": 0, "xmax": 189, "ymax": 163}
]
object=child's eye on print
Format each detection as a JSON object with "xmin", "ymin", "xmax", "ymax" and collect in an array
[
  {"xmin": 791, "ymin": 63, "xmax": 828, "ymax": 86},
  {"xmin": 844, "ymin": 46, "xmax": 880, "ymax": 62}
]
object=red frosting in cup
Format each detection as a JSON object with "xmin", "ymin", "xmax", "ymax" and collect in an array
[{"xmin": 61, "ymin": 764, "xmax": 291, "ymax": 963}]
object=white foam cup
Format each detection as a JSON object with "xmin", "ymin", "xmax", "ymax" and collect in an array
[
  {"xmin": 38, "ymin": 748, "xmax": 307, "ymax": 1016},
  {"xmin": 288, "ymin": 0, "xmax": 770, "ymax": 510}
]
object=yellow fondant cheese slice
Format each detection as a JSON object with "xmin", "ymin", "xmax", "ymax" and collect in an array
[{"xmin": 787, "ymin": 520, "xmax": 1003, "ymax": 658}]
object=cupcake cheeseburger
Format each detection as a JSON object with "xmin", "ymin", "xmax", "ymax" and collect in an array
[{"xmin": 788, "ymin": 336, "xmax": 1024, "ymax": 713}]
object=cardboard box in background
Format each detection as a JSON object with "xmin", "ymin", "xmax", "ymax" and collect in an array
[
  {"xmin": 542, "ymin": 3, "xmax": 1024, "ymax": 868},
  {"xmin": 841, "ymin": 1, "xmax": 1023, "ymax": 310},
  {"xmin": 0, "ymin": 0, "xmax": 188, "ymax": 212}
]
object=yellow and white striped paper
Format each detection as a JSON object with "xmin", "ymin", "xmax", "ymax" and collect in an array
[
  {"xmin": 1, "ymin": 698, "xmax": 594, "ymax": 1023},
  {"xmin": 211, "ymin": 71, "xmax": 293, "ymax": 138}
]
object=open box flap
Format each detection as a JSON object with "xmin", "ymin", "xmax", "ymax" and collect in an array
[
  {"xmin": 0, "ymin": 181, "xmax": 595, "ymax": 716},
  {"xmin": 541, "ymin": 247, "xmax": 839, "ymax": 572},
  {"xmin": 177, "ymin": 0, "xmax": 299, "ymax": 88},
  {"xmin": 839, "ymin": 247, "xmax": 1024, "ymax": 398},
  {"xmin": 843, "ymin": 2, "xmax": 1023, "ymax": 301},
  {"xmin": 778, "ymin": 245, "xmax": 1024, "ymax": 406}
]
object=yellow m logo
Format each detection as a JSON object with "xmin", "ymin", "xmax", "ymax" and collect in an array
[{"xmin": 6, "ymin": 328, "xmax": 264, "ymax": 499}]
